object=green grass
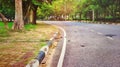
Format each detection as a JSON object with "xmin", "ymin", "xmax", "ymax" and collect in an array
[
  {"xmin": 0, "ymin": 22, "xmax": 10, "ymax": 37},
  {"xmin": 25, "ymin": 24, "xmax": 36, "ymax": 31},
  {"xmin": 0, "ymin": 21, "xmax": 13, "ymax": 28},
  {"xmin": 0, "ymin": 28, "xmax": 9, "ymax": 37},
  {"xmin": 0, "ymin": 21, "xmax": 36, "ymax": 37},
  {"xmin": 0, "ymin": 21, "xmax": 36, "ymax": 30}
]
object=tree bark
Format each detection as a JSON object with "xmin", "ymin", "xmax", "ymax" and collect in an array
[
  {"xmin": 30, "ymin": 10, "xmax": 33, "ymax": 23},
  {"xmin": 32, "ymin": 5, "xmax": 38, "ymax": 24},
  {"xmin": 12, "ymin": 0, "xmax": 24, "ymax": 30},
  {"xmin": 23, "ymin": 0, "xmax": 32, "ymax": 24},
  {"xmin": 79, "ymin": 12, "xmax": 82, "ymax": 21},
  {"xmin": 92, "ymin": 9, "xmax": 95, "ymax": 21},
  {"xmin": 23, "ymin": 6, "xmax": 30, "ymax": 25},
  {"xmin": 0, "ymin": 13, "xmax": 8, "ymax": 29}
]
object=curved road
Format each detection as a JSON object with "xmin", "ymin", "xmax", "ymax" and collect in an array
[{"xmin": 45, "ymin": 21, "xmax": 120, "ymax": 67}]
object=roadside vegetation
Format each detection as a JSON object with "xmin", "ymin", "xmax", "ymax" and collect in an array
[
  {"xmin": 0, "ymin": 0, "xmax": 119, "ymax": 29},
  {"xmin": 0, "ymin": 21, "xmax": 35, "ymax": 37},
  {"xmin": 37, "ymin": 0, "xmax": 120, "ymax": 22},
  {"xmin": 0, "ymin": 21, "xmax": 59, "ymax": 67}
]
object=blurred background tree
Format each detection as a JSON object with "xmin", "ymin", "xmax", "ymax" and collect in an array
[{"xmin": 0, "ymin": 0, "xmax": 120, "ymax": 30}]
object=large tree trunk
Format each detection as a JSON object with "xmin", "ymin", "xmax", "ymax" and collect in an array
[
  {"xmin": 12, "ymin": 0, "xmax": 24, "ymax": 30},
  {"xmin": 0, "ymin": 13, "xmax": 8, "ymax": 29}
]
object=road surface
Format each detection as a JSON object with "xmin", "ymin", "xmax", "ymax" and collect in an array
[{"xmin": 45, "ymin": 21, "xmax": 120, "ymax": 67}]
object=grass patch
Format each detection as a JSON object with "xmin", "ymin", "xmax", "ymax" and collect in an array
[
  {"xmin": 0, "ymin": 28, "xmax": 9, "ymax": 37},
  {"xmin": 0, "ymin": 21, "xmax": 13, "ymax": 28},
  {"xmin": 0, "ymin": 22, "xmax": 13, "ymax": 37},
  {"xmin": 0, "ymin": 21, "xmax": 36, "ymax": 30},
  {"xmin": 0, "ymin": 21, "xmax": 36, "ymax": 37},
  {"xmin": 24, "ymin": 24, "xmax": 36, "ymax": 31},
  {"xmin": 0, "ymin": 21, "xmax": 59, "ymax": 67}
]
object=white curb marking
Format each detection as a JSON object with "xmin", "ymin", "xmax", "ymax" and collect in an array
[
  {"xmin": 57, "ymin": 26, "xmax": 67, "ymax": 67},
  {"xmin": 44, "ymin": 22, "xmax": 67, "ymax": 67}
]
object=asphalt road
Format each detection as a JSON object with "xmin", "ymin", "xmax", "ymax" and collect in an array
[{"xmin": 44, "ymin": 21, "xmax": 120, "ymax": 67}]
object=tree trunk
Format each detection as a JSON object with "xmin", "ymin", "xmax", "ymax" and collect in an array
[
  {"xmin": 92, "ymin": 9, "xmax": 95, "ymax": 21},
  {"xmin": 12, "ymin": 0, "xmax": 24, "ymax": 30},
  {"xmin": 32, "ymin": 5, "xmax": 38, "ymax": 24},
  {"xmin": 0, "ymin": 13, "xmax": 8, "ymax": 29},
  {"xmin": 30, "ymin": 10, "xmax": 33, "ymax": 23},
  {"xmin": 79, "ymin": 12, "xmax": 82, "ymax": 21},
  {"xmin": 23, "ymin": 0, "xmax": 32, "ymax": 25},
  {"xmin": 24, "ymin": 8, "xmax": 30, "ymax": 25}
]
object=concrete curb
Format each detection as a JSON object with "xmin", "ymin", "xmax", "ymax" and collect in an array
[
  {"xmin": 43, "ymin": 22, "xmax": 67, "ymax": 67},
  {"xmin": 26, "ymin": 32, "xmax": 58, "ymax": 67}
]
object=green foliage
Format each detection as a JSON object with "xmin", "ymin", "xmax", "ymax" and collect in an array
[
  {"xmin": 0, "ymin": 0, "xmax": 15, "ymax": 19},
  {"xmin": 32, "ymin": 0, "xmax": 42, "ymax": 6},
  {"xmin": 37, "ymin": 3, "xmax": 53, "ymax": 19},
  {"xmin": 0, "ymin": 0, "xmax": 119, "ymax": 22},
  {"xmin": 37, "ymin": 0, "xmax": 78, "ymax": 20},
  {"xmin": 75, "ymin": 0, "xmax": 120, "ymax": 21}
]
